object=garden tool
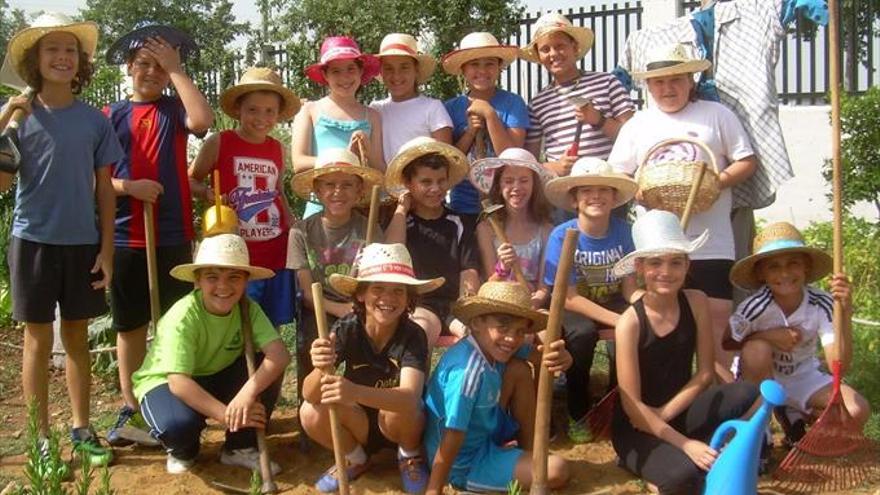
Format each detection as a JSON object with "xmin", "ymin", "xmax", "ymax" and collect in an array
[
  {"xmin": 0, "ymin": 56, "xmax": 34, "ymax": 173},
  {"xmin": 564, "ymin": 94, "xmax": 591, "ymax": 157},
  {"xmin": 203, "ymin": 169, "xmax": 238, "ymax": 236},
  {"xmin": 366, "ymin": 184, "xmax": 381, "ymax": 245},
  {"xmin": 479, "ymin": 199, "xmax": 529, "ymax": 289}
]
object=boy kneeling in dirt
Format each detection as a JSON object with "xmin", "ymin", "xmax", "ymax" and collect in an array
[
  {"xmin": 424, "ymin": 281, "xmax": 573, "ymax": 494},
  {"xmin": 132, "ymin": 234, "xmax": 290, "ymax": 474}
]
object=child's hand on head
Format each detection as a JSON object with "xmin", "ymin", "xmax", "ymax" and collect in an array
[
  {"xmin": 829, "ymin": 273, "xmax": 852, "ymax": 312},
  {"xmin": 143, "ymin": 36, "xmax": 183, "ymax": 74},
  {"xmin": 126, "ymin": 179, "xmax": 164, "ymax": 203},
  {"xmin": 537, "ymin": 338, "xmax": 573, "ymax": 375},
  {"xmin": 320, "ymin": 374, "xmax": 357, "ymax": 406},
  {"xmin": 225, "ymin": 391, "xmax": 265, "ymax": 431},
  {"xmin": 310, "ymin": 333, "xmax": 337, "ymax": 370}
]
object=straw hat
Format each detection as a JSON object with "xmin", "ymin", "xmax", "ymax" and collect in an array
[
  {"xmin": 612, "ymin": 210, "xmax": 708, "ymax": 277},
  {"xmin": 452, "ymin": 281, "xmax": 547, "ymax": 332},
  {"xmin": 384, "ymin": 136, "xmax": 469, "ymax": 199},
  {"xmin": 3, "ymin": 12, "xmax": 98, "ymax": 81},
  {"xmin": 170, "ymin": 233, "xmax": 274, "ymax": 282},
  {"xmin": 219, "ymin": 67, "xmax": 301, "ymax": 121},
  {"xmin": 520, "ymin": 12, "xmax": 594, "ymax": 64},
  {"xmin": 376, "ymin": 33, "xmax": 436, "ymax": 84},
  {"xmin": 729, "ymin": 222, "xmax": 832, "ymax": 291},
  {"xmin": 304, "ymin": 36, "xmax": 380, "ymax": 85},
  {"xmin": 469, "ymin": 147, "xmax": 554, "ymax": 194},
  {"xmin": 329, "ymin": 243, "xmax": 444, "ymax": 297},
  {"xmin": 291, "ymin": 147, "xmax": 384, "ymax": 201},
  {"xmin": 441, "ymin": 32, "xmax": 519, "ymax": 76},
  {"xmin": 106, "ymin": 22, "xmax": 199, "ymax": 65},
  {"xmin": 544, "ymin": 157, "xmax": 637, "ymax": 211},
  {"xmin": 632, "ymin": 43, "xmax": 712, "ymax": 80}
]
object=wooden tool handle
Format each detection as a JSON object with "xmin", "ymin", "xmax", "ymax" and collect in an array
[
  {"xmin": 828, "ymin": 0, "xmax": 846, "ymax": 365},
  {"xmin": 0, "ymin": 88, "xmax": 35, "ymax": 131},
  {"xmin": 530, "ymin": 228, "xmax": 579, "ymax": 495},
  {"xmin": 356, "ymin": 139, "xmax": 368, "ymax": 169},
  {"xmin": 310, "ymin": 283, "xmax": 350, "ymax": 494},
  {"xmin": 480, "ymin": 199, "xmax": 529, "ymax": 289},
  {"xmin": 143, "ymin": 205, "xmax": 161, "ymax": 333},
  {"xmin": 366, "ymin": 184, "xmax": 381, "ymax": 246},
  {"xmin": 213, "ymin": 169, "xmax": 222, "ymax": 221},
  {"xmin": 679, "ymin": 161, "xmax": 706, "ymax": 230}
]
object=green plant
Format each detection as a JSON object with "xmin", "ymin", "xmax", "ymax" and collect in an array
[
  {"xmin": 96, "ymin": 465, "xmax": 116, "ymax": 495},
  {"xmin": 88, "ymin": 315, "xmax": 118, "ymax": 376},
  {"xmin": 249, "ymin": 469, "xmax": 262, "ymax": 495},
  {"xmin": 506, "ymin": 479, "xmax": 522, "ymax": 495},
  {"xmin": 74, "ymin": 450, "xmax": 93, "ymax": 495}
]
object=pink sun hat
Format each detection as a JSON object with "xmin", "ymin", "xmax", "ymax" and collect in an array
[{"xmin": 304, "ymin": 36, "xmax": 380, "ymax": 85}]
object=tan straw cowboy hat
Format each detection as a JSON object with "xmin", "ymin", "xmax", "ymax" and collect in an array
[
  {"xmin": 612, "ymin": 210, "xmax": 708, "ymax": 277},
  {"xmin": 220, "ymin": 67, "xmax": 302, "ymax": 121},
  {"xmin": 376, "ymin": 33, "xmax": 436, "ymax": 84},
  {"xmin": 171, "ymin": 233, "xmax": 274, "ymax": 282},
  {"xmin": 329, "ymin": 243, "xmax": 444, "ymax": 297},
  {"xmin": 3, "ymin": 12, "xmax": 98, "ymax": 81},
  {"xmin": 384, "ymin": 136, "xmax": 469, "ymax": 199},
  {"xmin": 291, "ymin": 148, "xmax": 384, "ymax": 201},
  {"xmin": 520, "ymin": 12, "xmax": 594, "ymax": 64},
  {"xmin": 544, "ymin": 157, "xmax": 637, "ymax": 211},
  {"xmin": 729, "ymin": 222, "xmax": 832, "ymax": 291},
  {"xmin": 452, "ymin": 281, "xmax": 547, "ymax": 332},
  {"xmin": 441, "ymin": 32, "xmax": 519, "ymax": 76},
  {"xmin": 632, "ymin": 43, "xmax": 712, "ymax": 80}
]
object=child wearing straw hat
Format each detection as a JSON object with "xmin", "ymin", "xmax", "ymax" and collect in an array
[
  {"xmin": 521, "ymin": 12, "xmax": 634, "ymax": 177},
  {"xmin": 370, "ymin": 33, "xmax": 453, "ymax": 163},
  {"xmin": 423, "ymin": 281, "xmax": 572, "ymax": 494},
  {"xmin": 132, "ymin": 233, "xmax": 290, "ymax": 474},
  {"xmin": 441, "ymin": 32, "xmax": 529, "ymax": 215},
  {"xmin": 725, "ymin": 222, "xmax": 869, "ymax": 437},
  {"xmin": 189, "ymin": 66, "xmax": 301, "ymax": 331},
  {"xmin": 542, "ymin": 157, "xmax": 638, "ymax": 440},
  {"xmin": 302, "ymin": 243, "xmax": 442, "ymax": 493},
  {"xmin": 611, "ymin": 210, "xmax": 758, "ymax": 494},
  {"xmin": 0, "ymin": 12, "xmax": 122, "ymax": 468},
  {"xmin": 385, "ymin": 136, "xmax": 480, "ymax": 347},
  {"xmin": 288, "ymin": 147, "xmax": 384, "ymax": 404},
  {"xmin": 103, "ymin": 22, "xmax": 213, "ymax": 447}
]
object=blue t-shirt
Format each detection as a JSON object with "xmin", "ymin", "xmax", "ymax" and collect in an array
[
  {"xmin": 13, "ymin": 100, "xmax": 123, "ymax": 245},
  {"xmin": 444, "ymin": 90, "xmax": 529, "ymax": 214},
  {"xmin": 543, "ymin": 217, "xmax": 634, "ymax": 309}
]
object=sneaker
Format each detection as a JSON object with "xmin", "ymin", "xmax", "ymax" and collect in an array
[
  {"xmin": 398, "ymin": 453, "xmax": 429, "ymax": 494},
  {"xmin": 567, "ymin": 416, "xmax": 593, "ymax": 444},
  {"xmin": 71, "ymin": 426, "xmax": 113, "ymax": 467},
  {"xmin": 220, "ymin": 447, "xmax": 281, "ymax": 476},
  {"xmin": 315, "ymin": 459, "xmax": 371, "ymax": 493},
  {"xmin": 166, "ymin": 453, "xmax": 195, "ymax": 474}
]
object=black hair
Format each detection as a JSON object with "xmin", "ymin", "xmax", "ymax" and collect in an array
[{"xmin": 401, "ymin": 152, "xmax": 450, "ymax": 182}]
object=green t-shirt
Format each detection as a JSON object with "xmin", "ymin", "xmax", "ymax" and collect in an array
[{"xmin": 132, "ymin": 290, "xmax": 280, "ymax": 401}]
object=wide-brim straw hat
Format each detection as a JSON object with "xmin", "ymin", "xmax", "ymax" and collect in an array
[
  {"xmin": 385, "ymin": 136, "xmax": 469, "ymax": 199},
  {"xmin": 376, "ymin": 33, "xmax": 436, "ymax": 84},
  {"xmin": 469, "ymin": 147, "xmax": 554, "ymax": 194},
  {"xmin": 329, "ymin": 243, "xmax": 444, "ymax": 297},
  {"xmin": 442, "ymin": 32, "xmax": 519, "ymax": 76},
  {"xmin": 106, "ymin": 22, "xmax": 199, "ymax": 65},
  {"xmin": 613, "ymin": 210, "xmax": 708, "ymax": 277},
  {"xmin": 632, "ymin": 43, "xmax": 711, "ymax": 80},
  {"xmin": 171, "ymin": 233, "xmax": 274, "ymax": 282},
  {"xmin": 305, "ymin": 36, "xmax": 381, "ymax": 85},
  {"xmin": 520, "ymin": 12, "xmax": 594, "ymax": 64},
  {"xmin": 452, "ymin": 281, "xmax": 547, "ymax": 332},
  {"xmin": 4, "ymin": 12, "xmax": 98, "ymax": 81},
  {"xmin": 291, "ymin": 148, "xmax": 384, "ymax": 201},
  {"xmin": 545, "ymin": 157, "xmax": 637, "ymax": 211},
  {"xmin": 220, "ymin": 66, "xmax": 301, "ymax": 121},
  {"xmin": 729, "ymin": 222, "xmax": 832, "ymax": 291}
]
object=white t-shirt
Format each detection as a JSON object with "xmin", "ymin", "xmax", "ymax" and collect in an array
[
  {"xmin": 608, "ymin": 100, "xmax": 754, "ymax": 260},
  {"xmin": 729, "ymin": 286, "xmax": 835, "ymax": 379},
  {"xmin": 370, "ymin": 95, "xmax": 453, "ymax": 164}
]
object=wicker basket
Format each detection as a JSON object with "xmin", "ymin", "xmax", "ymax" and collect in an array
[{"xmin": 637, "ymin": 137, "xmax": 720, "ymax": 218}]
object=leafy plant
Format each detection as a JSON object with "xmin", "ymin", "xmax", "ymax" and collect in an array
[
  {"xmin": 249, "ymin": 469, "xmax": 262, "ymax": 495},
  {"xmin": 507, "ymin": 479, "xmax": 522, "ymax": 495}
]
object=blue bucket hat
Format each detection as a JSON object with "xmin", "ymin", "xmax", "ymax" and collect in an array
[{"xmin": 105, "ymin": 22, "xmax": 199, "ymax": 65}]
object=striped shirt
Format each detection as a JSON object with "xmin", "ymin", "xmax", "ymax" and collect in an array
[{"xmin": 525, "ymin": 71, "xmax": 634, "ymax": 163}]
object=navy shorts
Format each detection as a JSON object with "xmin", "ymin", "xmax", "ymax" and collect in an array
[
  {"xmin": 247, "ymin": 268, "xmax": 295, "ymax": 327},
  {"xmin": 686, "ymin": 259, "xmax": 734, "ymax": 300}
]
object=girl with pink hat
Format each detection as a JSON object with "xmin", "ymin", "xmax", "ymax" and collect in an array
[{"xmin": 292, "ymin": 36, "xmax": 384, "ymax": 218}]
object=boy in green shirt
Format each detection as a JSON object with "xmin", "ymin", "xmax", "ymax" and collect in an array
[{"xmin": 133, "ymin": 234, "xmax": 290, "ymax": 474}]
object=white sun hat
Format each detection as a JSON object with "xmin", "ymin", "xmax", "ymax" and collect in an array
[
  {"xmin": 170, "ymin": 234, "xmax": 274, "ymax": 282},
  {"xmin": 544, "ymin": 157, "xmax": 637, "ymax": 211},
  {"xmin": 520, "ymin": 12, "xmax": 594, "ymax": 64},
  {"xmin": 612, "ymin": 210, "xmax": 708, "ymax": 277},
  {"xmin": 469, "ymin": 147, "xmax": 555, "ymax": 194},
  {"xmin": 328, "ymin": 243, "xmax": 444, "ymax": 297}
]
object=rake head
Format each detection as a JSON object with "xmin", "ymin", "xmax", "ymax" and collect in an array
[{"xmin": 584, "ymin": 388, "xmax": 618, "ymax": 442}]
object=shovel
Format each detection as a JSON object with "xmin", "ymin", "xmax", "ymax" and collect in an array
[
  {"xmin": 203, "ymin": 169, "xmax": 239, "ymax": 236},
  {"xmin": 0, "ymin": 55, "xmax": 34, "ymax": 173}
]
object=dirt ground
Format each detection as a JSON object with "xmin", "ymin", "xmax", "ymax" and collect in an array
[{"xmin": 0, "ymin": 327, "xmax": 877, "ymax": 494}]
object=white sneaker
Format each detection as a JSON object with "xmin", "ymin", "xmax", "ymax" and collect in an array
[
  {"xmin": 166, "ymin": 454, "xmax": 195, "ymax": 474},
  {"xmin": 220, "ymin": 448, "xmax": 281, "ymax": 476}
]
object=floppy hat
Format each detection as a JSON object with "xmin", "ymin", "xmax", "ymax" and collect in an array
[
  {"xmin": 729, "ymin": 222, "xmax": 832, "ymax": 291},
  {"xmin": 520, "ymin": 12, "xmax": 594, "ymax": 64},
  {"xmin": 304, "ymin": 36, "xmax": 380, "ymax": 85},
  {"xmin": 452, "ymin": 281, "xmax": 547, "ymax": 332},
  {"xmin": 384, "ymin": 136, "xmax": 469, "ymax": 199},
  {"xmin": 441, "ymin": 32, "xmax": 519, "ymax": 76},
  {"xmin": 469, "ymin": 147, "xmax": 554, "ymax": 194},
  {"xmin": 291, "ymin": 147, "xmax": 384, "ymax": 201},
  {"xmin": 329, "ymin": 243, "xmax": 444, "ymax": 297},
  {"xmin": 544, "ymin": 157, "xmax": 637, "ymax": 211},
  {"xmin": 219, "ymin": 67, "xmax": 301, "ymax": 121},
  {"xmin": 632, "ymin": 43, "xmax": 712, "ymax": 80},
  {"xmin": 105, "ymin": 22, "xmax": 199, "ymax": 65},
  {"xmin": 376, "ymin": 33, "xmax": 436, "ymax": 84},
  {"xmin": 3, "ymin": 12, "xmax": 98, "ymax": 81},
  {"xmin": 612, "ymin": 210, "xmax": 708, "ymax": 277},
  {"xmin": 170, "ymin": 233, "xmax": 274, "ymax": 282}
]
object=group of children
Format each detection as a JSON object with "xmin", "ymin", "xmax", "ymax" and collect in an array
[{"xmin": 0, "ymin": 10, "xmax": 870, "ymax": 495}]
